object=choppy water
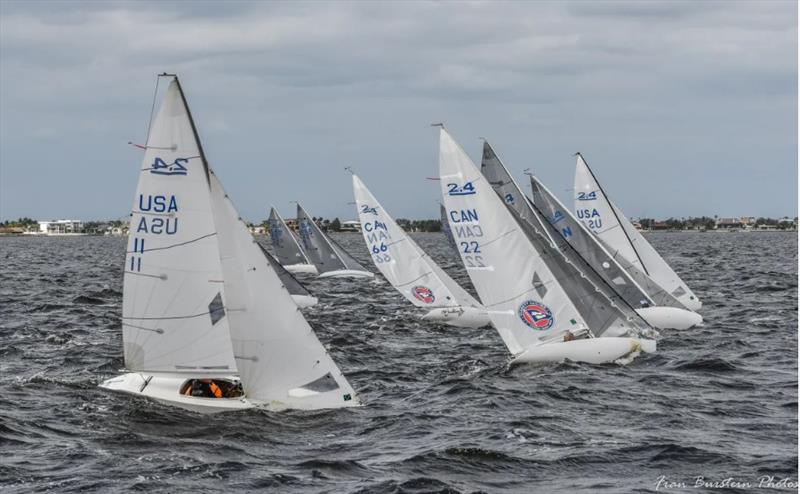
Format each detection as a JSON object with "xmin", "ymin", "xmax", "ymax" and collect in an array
[{"xmin": 0, "ymin": 232, "xmax": 797, "ymax": 493}]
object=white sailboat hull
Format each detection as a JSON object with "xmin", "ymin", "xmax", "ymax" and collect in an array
[
  {"xmin": 421, "ymin": 306, "xmax": 491, "ymax": 328},
  {"xmin": 284, "ymin": 263, "xmax": 318, "ymax": 275},
  {"xmin": 100, "ymin": 372, "xmax": 362, "ymax": 413},
  {"xmin": 291, "ymin": 294, "xmax": 319, "ymax": 308},
  {"xmin": 318, "ymin": 269, "xmax": 374, "ymax": 279},
  {"xmin": 635, "ymin": 306, "xmax": 703, "ymax": 330},
  {"xmin": 99, "ymin": 373, "xmax": 254, "ymax": 414},
  {"xmin": 511, "ymin": 337, "xmax": 656, "ymax": 365}
]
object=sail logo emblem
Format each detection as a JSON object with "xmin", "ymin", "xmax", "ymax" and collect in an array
[
  {"xmin": 518, "ymin": 300, "xmax": 554, "ymax": 330},
  {"xmin": 412, "ymin": 286, "xmax": 435, "ymax": 304},
  {"xmin": 547, "ymin": 210, "xmax": 565, "ymax": 225},
  {"xmin": 577, "ymin": 191, "xmax": 597, "ymax": 201},
  {"xmin": 447, "ymin": 181, "xmax": 476, "ymax": 196},
  {"xmin": 150, "ymin": 157, "xmax": 188, "ymax": 176},
  {"xmin": 360, "ymin": 204, "xmax": 379, "ymax": 216}
]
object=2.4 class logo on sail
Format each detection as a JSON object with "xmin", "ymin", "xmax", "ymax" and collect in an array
[{"xmin": 150, "ymin": 157, "xmax": 189, "ymax": 176}]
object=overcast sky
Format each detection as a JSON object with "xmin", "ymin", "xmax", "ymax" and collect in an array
[{"xmin": 0, "ymin": 1, "xmax": 796, "ymax": 222}]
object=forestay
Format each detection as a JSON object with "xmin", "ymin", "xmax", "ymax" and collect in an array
[
  {"xmin": 353, "ymin": 174, "xmax": 481, "ymax": 309},
  {"xmin": 122, "ymin": 79, "xmax": 237, "ymax": 374},
  {"xmin": 439, "ymin": 128, "xmax": 589, "ymax": 355},
  {"xmin": 573, "ymin": 154, "xmax": 701, "ymax": 310},
  {"xmin": 480, "ymin": 140, "xmax": 650, "ymax": 338},
  {"xmin": 209, "ymin": 173, "xmax": 358, "ymax": 406},
  {"xmin": 268, "ymin": 207, "xmax": 310, "ymax": 267}
]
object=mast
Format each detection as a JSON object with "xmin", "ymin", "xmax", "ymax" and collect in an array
[{"xmin": 171, "ymin": 74, "xmax": 212, "ymax": 185}]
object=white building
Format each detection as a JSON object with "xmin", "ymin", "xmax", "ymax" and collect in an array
[
  {"xmin": 340, "ymin": 220, "xmax": 361, "ymax": 232},
  {"xmin": 38, "ymin": 219, "xmax": 84, "ymax": 235}
]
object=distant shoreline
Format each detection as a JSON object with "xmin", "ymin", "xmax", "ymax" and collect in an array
[{"xmin": 0, "ymin": 230, "xmax": 796, "ymax": 238}]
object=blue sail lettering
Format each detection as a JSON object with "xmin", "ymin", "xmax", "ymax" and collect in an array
[{"xmin": 449, "ymin": 209, "xmax": 479, "ymax": 223}]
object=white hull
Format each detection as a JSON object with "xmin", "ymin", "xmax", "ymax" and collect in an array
[
  {"xmin": 99, "ymin": 373, "xmax": 254, "ymax": 414},
  {"xmin": 318, "ymin": 269, "xmax": 374, "ymax": 279},
  {"xmin": 284, "ymin": 263, "xmax": 318, "ymax": 275},
  {"xmin": 291, "ymin": 294, "xmax": 319, "ymax": 308},
  {"xmin": 100, "ymin": 372, "xmax": 362, "ymax": 413},
  {"xmin": 636, "ymin": 306, "xmax": 702, "ymax": 330},
  {"xmin": 511, "ymin": 337, "xmax": 656, "ymax": 365},
  {"xmin": 421, "ymin": 306, "xmax": 491, "ymax": 328}
]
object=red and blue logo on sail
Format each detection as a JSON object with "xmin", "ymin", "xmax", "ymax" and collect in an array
[
  {"xmin": 518, "ymin": 300, "xmax": 554, "ymax": 330},
  {"xmin": 412, "ymin": 286, "xmax": 435, "ymax": 304}
]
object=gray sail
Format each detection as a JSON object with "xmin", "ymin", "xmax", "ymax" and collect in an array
[
  {"xmin": 327, "ymin": 235, "xmax": 370, "ymax": 272},
  {"xmin": 439, "ymin": 204, "xmax": 459, "ymax": 253},
  {"xmin": 480, "ymin": 140, "xmax": 650, "ymax": 336},
  {"xmin": 530, "ymin": 176, "xmax": 685, "ymax": 309},
  {"xmin": 268, "ymin": 207, "xmax": 310, "ymax": 267},
  {"xmin": 259, "ymin": 244, "xmax": 313, "ymax": 298},
  {"xmin": 296, "ymin": 204, "xmax": 347, "ymax": 273}
]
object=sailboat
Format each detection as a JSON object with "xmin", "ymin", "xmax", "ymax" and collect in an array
[
  {"xmin": 100, "ymin": 75, "xmax": 359, "ymax": 413},
  {"xmin": 438, "ymin": 126, "xmax": 655, "ymax": 365},
  {"xmin": 528, "ymin": 174, "xmax": 701, "ymax": 329},
  {"xmin": 480, "ymin": 139, "xmax": 657, "ymax": 340},
  {"xmin": 296, "ymin": 203, "xmax": 374, "ymax": 279},
  {"xmin": 573, "ymin": 153, "xmax": 702, "ymax": 311},
  {"xmin": 268, "ymin": 207, "xmax": 318, "ymax": 274},
  {"xmin": 352, "ymin": 174, "xmax": 490, "ymax": 328}
]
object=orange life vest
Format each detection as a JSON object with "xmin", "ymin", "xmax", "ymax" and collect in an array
[{"xmin": 209, "ymin": 382, "xmax": 222, "ymax": 398}]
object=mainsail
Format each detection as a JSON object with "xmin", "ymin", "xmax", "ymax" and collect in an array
[
  {"xmin": 440, "ymin": 203, "xmax": 459, "ymax": 252},
  {"xmin": 122, "ymin": 78, "xmax": 237, "ymax": 374},
  {"xmin": 573, "ymin": 153, "xmax": 701, "ymax": 310},
  {"xmin": 268, "ymin": 207, "xmax": 311, "ymax": 267},
  {"xmin": 209, "ymin": 172, "xmax": 358, "ymax": 406},
  {"xmin": 353, "ymin": 174, "xmax": 482, "ymax": 309},
  {"xmin": 480, "ymin": 140, "xmax": 650, "ymax": 338},
  {"xmin": 296, "ymin": 204, "xmax": 347, "ymax": 273},
  {"xmin": 439, "ymin": 127, "xmax": 591, "ymax": 355}
]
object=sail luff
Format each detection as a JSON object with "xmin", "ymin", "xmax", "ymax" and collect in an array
[{"xmin": 173, "ymin": 76, "xmax": 211, "ymax": 186}]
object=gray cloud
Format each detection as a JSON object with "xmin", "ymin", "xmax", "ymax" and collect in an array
[{"xmin": 0, "ymin": 0, "xmax": 796, "ymax": 223}]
